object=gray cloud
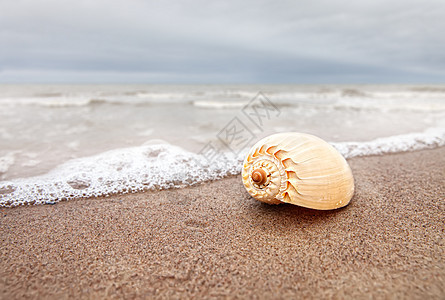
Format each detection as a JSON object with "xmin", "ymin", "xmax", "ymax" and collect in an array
[{"xmin": 0, "ymin": 0, "xmax": 444, "ymax": 83}]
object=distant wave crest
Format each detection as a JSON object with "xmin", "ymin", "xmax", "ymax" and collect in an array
[{"xmin": 1, "ymin": 87, "xmax": 445, "ymax": 111}]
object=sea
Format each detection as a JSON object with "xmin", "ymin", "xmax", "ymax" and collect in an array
[{"xmin": 1, "ymin": 84, "xmax": 444, "ymax": 207}]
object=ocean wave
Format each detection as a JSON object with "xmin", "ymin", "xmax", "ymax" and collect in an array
[
  {"xmin": 0, "ymin": 97, "xmax": 106, "ymax": 107},
  {"xmin": 0, "ymin": 144, "xmax": 244, "ymax": 207},
  {"xmin": 1, "ymin": 87, "xmax": 445, "ymax": 111},
  {"xmin": 192, "ymin": 100, "xmax": 248, "ymax": 109},
  {"xmin": 331, "ymin": 127, "xmax": 445, "ymax": 158},
  {"xmin": 0, "ymin": 96, "xmax": 188, "ymax": 107},
  {"xmin": 1, "ymin": 127, "xmax": 444, "ymax": 207},
  {"xmin": 2, "ymin": 96, "xmax": 443, "ymax": 112}
]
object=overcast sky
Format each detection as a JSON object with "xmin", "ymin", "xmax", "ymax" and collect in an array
[{"xmin": 0, "ymin": 0, "xmax": 444, "ymax": 83}]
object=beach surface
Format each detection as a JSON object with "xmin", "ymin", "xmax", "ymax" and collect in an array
[{"xmin": 1, "ymin": 148, "xmax": 444, "ymax": 299}]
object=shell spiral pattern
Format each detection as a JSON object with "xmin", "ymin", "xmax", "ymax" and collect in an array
[{"xmin": 242, "ymin": 132, "xmax": 354, "ymax": 210}]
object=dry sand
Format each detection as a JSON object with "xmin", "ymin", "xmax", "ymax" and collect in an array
[{"xmin": 1, "ymin": 148, "xmax": 444, "ymax": 299}]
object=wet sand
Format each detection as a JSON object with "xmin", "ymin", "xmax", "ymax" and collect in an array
[{"xmin": 1, "ymin": 148, "xmax": 444, "ymax": 299}]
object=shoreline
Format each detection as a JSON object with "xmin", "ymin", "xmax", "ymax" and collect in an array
[{"xmin": 1, "ymin": 148, "xmax": 444, "ymax": 299}]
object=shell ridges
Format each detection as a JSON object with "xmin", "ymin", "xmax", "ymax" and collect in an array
[{"xmin": 241, "ymin": 132, "xmax": 355, "ymax": 210}]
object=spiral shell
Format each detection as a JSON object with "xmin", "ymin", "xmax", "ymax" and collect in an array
[{"xmin": 242, "ymin": 132, "xmax": 354, "ymax": 210}]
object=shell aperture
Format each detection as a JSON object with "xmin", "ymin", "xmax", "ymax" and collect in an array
[{"xmin": 242, "ymin": 132, "xmax": 354, "ymax": 210}]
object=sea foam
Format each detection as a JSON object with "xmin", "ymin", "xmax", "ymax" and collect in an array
[
  {"xmin": 332, "ymin": 127, "xmax": 445, "ymax": 158},
  {"xmin": 1, "ymin": 128, "xmax": 444, "ymax": 207}
]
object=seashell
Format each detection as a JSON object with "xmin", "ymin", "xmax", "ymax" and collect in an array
[{"xmin": 242, "ymin": 132, "xmax": 354, "ymax": 210}]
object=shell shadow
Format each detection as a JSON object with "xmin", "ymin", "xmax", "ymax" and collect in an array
[
  {"xmin": 244, "ymin": 199, "xmax": 349, "ymax": 233},
  {"xmin": 257, "ymin": 201, "xmax": 342, "ymax": 218}
]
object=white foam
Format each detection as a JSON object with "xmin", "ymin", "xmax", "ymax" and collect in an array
[
  {"xmin": 333, "ymin": 97, "xmax": 445, "ymax": 112},
  {"xmin": 1, "ymin": 128, "xmax": 444, "ymax": 207},
  {"xmin": 0, "ymin": 97, "xmax": 102, "ymax": 107},
  {"xmin": 331, "ymin": 127, "xmax": 445, "ymax": 158},
  {"xmin": 0, "ymin": 144, "xmax": 245, "ymax": 207},
  {"xmin": 192, "ymin": 100, "xmax": 248, "ymax": 109}
]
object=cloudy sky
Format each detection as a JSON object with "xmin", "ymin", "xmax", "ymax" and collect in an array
[{"xmin": 0, "ymin": 0, "xmax": 444, "ymax": 83}]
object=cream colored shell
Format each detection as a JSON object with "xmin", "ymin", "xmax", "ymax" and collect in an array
[{"xmin": 242, "ymin": 132, "xmax": 354, "ymax": 210}]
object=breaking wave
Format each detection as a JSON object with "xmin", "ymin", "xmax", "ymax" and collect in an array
[
  {"xmin": 1, "ymin": 87, "xmax": 445, "ymax": 111},
  {"xmin": 1, "ymin": 127, "xmax": 444, "ymax": 207}
]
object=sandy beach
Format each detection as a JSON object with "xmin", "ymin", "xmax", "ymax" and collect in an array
[
  {"xmin": 2, "ymin": 0, "xmax": 444, "ymax": 298},
  {"xmin": 1, "ymin": 147, "xmax": 444, "ymax": 299}
]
